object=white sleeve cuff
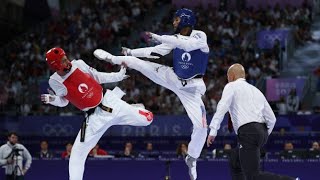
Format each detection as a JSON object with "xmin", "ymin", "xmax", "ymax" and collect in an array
[
  {"xmin": 151, "ymin": 33, "xmax": 162, "ymax": 42},
  {"xmin": 209, "ymin": 129, "xmax": 218, "ymax": 136},
  {"xmin": 48, "ymin": 95, "xmax": 59, "ymax": 105},
  {"xmin": 50, "ymin": 96, "xmax": 69, "ymax": 107}
]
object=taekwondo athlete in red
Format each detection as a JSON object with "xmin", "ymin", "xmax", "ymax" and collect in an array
[
  {"xmin": 94, "ymin": 8, "xmax": 208, "ymax": 180},
  {"xmin": 41, "ymin": 47, "xmax": 153, "ymax": 180}
]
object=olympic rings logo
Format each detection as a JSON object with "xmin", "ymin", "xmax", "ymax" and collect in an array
[
  {"xmin": 181, "ymin": 65, "xmax": 189, "ymax": 69},
  {"xmin": 42, "ymin": 124, "xmax": 74, "ymax": 136},
  {"xmin": 263, "ymin": 33, "xmax": 283, "ymax": 43}
]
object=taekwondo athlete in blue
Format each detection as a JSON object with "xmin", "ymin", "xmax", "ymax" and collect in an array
[{"xmin": 93, "ymin": 8, "xmax": 209, "ymax": 180}]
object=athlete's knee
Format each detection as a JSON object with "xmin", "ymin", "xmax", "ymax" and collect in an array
[
  {"xmin": 123, "ymin": 56, "xmax": 144, "ymax": 69},
  {"xmin": 191, "ymin": 117, "xmax": 208, "ymax": 129},
  {"xmin": 70, "ymin": 144, "xmax": 91, "ymax": 161},
  {"xmin": 193, "ymin": 127, "xmax": 208, "ymax": 134}
]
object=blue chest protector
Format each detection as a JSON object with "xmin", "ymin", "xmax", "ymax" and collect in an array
[{"xmin": 173, "ymin": 48, "xmax": 209, "ymax": 80}]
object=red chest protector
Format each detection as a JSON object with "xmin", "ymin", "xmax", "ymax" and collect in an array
[{"xmin": 63, "ymin": 68, "xmax": 103, "ymax": 110}]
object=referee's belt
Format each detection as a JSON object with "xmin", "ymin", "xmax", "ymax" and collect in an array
[{"xmin": 80, "ymin": 102, "xmax": 113, "ymax": 142}]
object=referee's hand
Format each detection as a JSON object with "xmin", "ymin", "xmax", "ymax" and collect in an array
[{"xmin": 207, "ymin": 135, "xmax": 216, "ymax": 147}]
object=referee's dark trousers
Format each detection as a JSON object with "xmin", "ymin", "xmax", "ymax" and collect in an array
[
  {"xmin": 229, "ymin": 122, "xmax": 295, "ymax": 180},
  {"xmin": 6, "ymin": 175, "xmax": 24, "ymax": 180}
]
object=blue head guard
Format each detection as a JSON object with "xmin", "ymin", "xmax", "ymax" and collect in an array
[{"xmin": 174, "ymin": 8, "xmax": 196, "ymax": 31}]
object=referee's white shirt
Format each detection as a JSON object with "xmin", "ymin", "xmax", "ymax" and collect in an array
[{"xmin": 209, "ymin": 78, "xmax": 276, "ymax": 136}]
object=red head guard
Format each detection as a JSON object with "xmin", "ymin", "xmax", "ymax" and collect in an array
[{"xmin": 46, "ymin": 47, "xmax": 69, "ymax": 71}]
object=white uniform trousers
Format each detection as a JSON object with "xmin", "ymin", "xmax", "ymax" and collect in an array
[
  {"xmin": 112, "ymin": 56, "xmax": 208, "ymax": 159},
  {"xmin": 69, "ymin": 89, "xmax": 153, "ymax": 180}
]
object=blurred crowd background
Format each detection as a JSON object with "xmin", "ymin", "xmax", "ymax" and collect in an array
[{"xmin": 0, "ymin": 0, "xmax": 317, "ymax": 116}]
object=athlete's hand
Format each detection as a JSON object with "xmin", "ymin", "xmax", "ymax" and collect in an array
[
  {"xmin": 145, "ymin": 31, "xmax": 161, "ymax": 44},
  {"xmin": 121, "ymin": 47, "xmax": 131, "ymax": 56},
  {"xmin": 118, "ymin": 65, "xmax": 129, "ymax": 80},
  {"xmin": 41, "ymin": 88, "xmax": 56, "ymax": 104},
  {"xmin": 41, "ymin": 94, "xmax": 55, "ymax": 104},
  {"xmin": 145, "ymin": 31, "xmax": 153, "ymax": 39}
]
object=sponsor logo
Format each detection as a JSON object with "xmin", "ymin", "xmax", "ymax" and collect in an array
[
  {"xmin": 181, "ymin": 52, "xmax": 191, "ymax": 62},
  {"xmin": 78, "ymin": 83, "xmax": 88, "ymax": 93},
  {"xmin": 179, "ymin": 52, "xmax": 192, "ymax": 69}
]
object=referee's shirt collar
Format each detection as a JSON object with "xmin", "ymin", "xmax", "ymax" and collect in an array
[{"xmin": 235, "ymin": 78, "xmax": 246, "ymax": 82}]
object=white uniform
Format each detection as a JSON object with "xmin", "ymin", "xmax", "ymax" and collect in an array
[
  {"xmin": 46, "ymin": 60, "xmax": 153, "ymax": 180},
  {"xmin": 209, "ymin": 78, "xmax": 276, "ymax": 136},
  {"xmin": 109, "ymin": 30, "xmax": 209, "ymax": 159}
]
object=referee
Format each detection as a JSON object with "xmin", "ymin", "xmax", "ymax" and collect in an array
[{"xmin": 207, "ymin": 64, "xmax": 297, "ymax": 180}]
